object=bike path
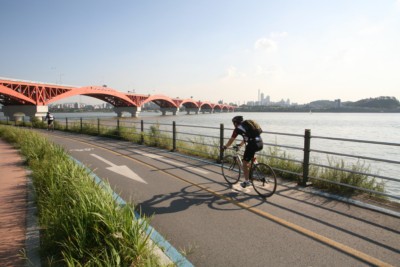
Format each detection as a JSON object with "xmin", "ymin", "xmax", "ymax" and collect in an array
[{"xmin": 43, "ymin": 130, "xmax": 400, "ymax": 267}]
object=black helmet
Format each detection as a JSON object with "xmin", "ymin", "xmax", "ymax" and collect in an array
[{"xmin": 232, "ymin": 116, "xmax": 243, "ymax": 123}]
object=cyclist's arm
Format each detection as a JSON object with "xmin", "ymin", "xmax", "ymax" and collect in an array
[
  {"xmin": 223, "ymin": 137, "xmax": 235, "ymax": 149},
  {"xmin": 223, "ymin": 129, "xmax": 240, "ymax": 150}
]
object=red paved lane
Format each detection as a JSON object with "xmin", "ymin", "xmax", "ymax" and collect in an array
[{"xmin": 0, "ymin": 139, "xmax": 27, "ymax": 266}]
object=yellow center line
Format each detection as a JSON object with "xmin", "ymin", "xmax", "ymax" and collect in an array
[{"xmin": 53, "ymin": 134, "xmax": 394, "ymax": 267}]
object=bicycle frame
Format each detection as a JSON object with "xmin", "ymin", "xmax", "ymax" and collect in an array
[
  {"xmin": 228, "ymin": 145, "xmax": 257, "ymax": 177},
  {"xmin": 221, "ymin": 144, "xmax": 277, "ymax": 198}
]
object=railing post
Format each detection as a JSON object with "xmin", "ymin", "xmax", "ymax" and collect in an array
[
  {"xmin": 140, "ymin": 120, "xmax": 144, "ymax": 144},
  {"xmin": 6, "ymin": 116, "xmax": 9, "ymax": 125},
  {"xmin": 97, "ymin": 118, "xmax": 100, "ymax": 134},
  {"xmin": 172, "ymin": 121, "xmax": 176, "ymax": 151},
  {"xmin": 117, "ymin": 118, "xmax": 120, "ymax": 137},
  {"xmin": 219, "ymin": 123, "xmax": 224, "ymax": 163},
  {"xmin": 80, "ymin": 117, "xmax": 83, "ymax": 132},
  {"xmin": 66, "ymin": 118, "xmax": 68, "ymax": 131},
  {"xmin": 300, "ymin": 129, "xmax": 311, "ymax": 186}
]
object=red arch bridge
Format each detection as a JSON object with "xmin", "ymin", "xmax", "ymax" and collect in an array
[{"xmin": 0, "ymin": 78, "xmax": 235, "ymax": 119}]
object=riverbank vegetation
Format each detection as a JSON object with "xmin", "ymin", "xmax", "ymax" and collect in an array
[{"xmin": 0, "ymin": 125, "xmax": 166, "ymax": 266}]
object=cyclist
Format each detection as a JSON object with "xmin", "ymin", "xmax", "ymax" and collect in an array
[
  {"xmin": 222, "ymin": 116, "xmax": 263, "ymax": 188},
  {"xmin": 45, "ymin": 111, "xmax": 54, "ymax": 131}
]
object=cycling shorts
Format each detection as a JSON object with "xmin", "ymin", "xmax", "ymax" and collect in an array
[{"xmin": 243, "ymin": 137, "xmax": 263, "ymax": 162}]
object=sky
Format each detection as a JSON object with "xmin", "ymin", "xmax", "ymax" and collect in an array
[{"xmin": 1, "ymin": 0, "xmax": 399, "ymax": 105}]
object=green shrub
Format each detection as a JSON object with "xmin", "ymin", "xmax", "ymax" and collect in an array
[
  {"xmin": 176, "ymin": 137, "xmax": 220, "ymax": 160},
  {"xmin": 31, "ymin": 117, "xmax": 47, "ymax": 129},
  {"xmin": 144, "ymin": 124, "xmax": 172, "ymax": 149},
  {"xmin": 312, "ymin": 158, "xmax": 385, "ymax": 195}
]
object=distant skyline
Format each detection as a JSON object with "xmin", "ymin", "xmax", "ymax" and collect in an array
[{"xmin": 1, "ymin": 0, "xmax": 399, "ymax": 105}]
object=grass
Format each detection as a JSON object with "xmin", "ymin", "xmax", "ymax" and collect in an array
[
  {"xmin": 260, "ymin": 146, "xmax": 303, "ymax": 180},
  {"xmin": 175, "ymin": 136, "xmax": 220, "ymax": 160},
  {"xmin": 312, "ymin": 158, "xmax": 385, "ymax": 195},
  {"xmin": 143, "ymin": 124, "xmax": 172, "ymax": 149},
  {"xmin": 0, "ymin": 125, "xmax": 165, "ymax": 267}
]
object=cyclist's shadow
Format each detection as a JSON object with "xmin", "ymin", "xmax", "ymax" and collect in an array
[{"xmin": 138, "ymin": 184, "xmax": 264, "ymax": 217}]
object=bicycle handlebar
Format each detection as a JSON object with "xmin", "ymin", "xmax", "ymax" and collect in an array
[
  {"xmin": 221, "ymin": 144, "xmax": 241, "ymax": 152},
  {"xmin": 232, "ymin": 145, "xmax": 240, "ymax": 151}
]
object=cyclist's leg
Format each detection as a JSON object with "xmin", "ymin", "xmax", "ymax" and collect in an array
[
  {"xmin": 242, "ymin": 159, "xmax": 250, "ymax": 181},
  {"xmin": 243, "ymin": 144, "xmax": 256, "ymax": 182}
]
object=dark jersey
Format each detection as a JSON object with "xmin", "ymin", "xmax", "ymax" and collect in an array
[
  {"xmin": 231, "ymin": 124, "xmax": 248, "ymax": 141},
  {"xmin": 45, "ymin": 113, "xmax": 54, "ymax": 121},
  {"xmin": 231, "ymin": 123, "xmax": 263, "ymax": 160}
]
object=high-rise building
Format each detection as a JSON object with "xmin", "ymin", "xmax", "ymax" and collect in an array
[{"xmin": 334, "ymin": 99, "xmax": 341, "ymax": 108}]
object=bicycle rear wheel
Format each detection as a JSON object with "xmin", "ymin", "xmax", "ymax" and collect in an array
[
  {"xmin": 221, "ymin": 155, "xmax": 241, "ymax": 184},
  {"xmin": 251, "ymin": 163, "xmax": 277, "ymax": 198}
]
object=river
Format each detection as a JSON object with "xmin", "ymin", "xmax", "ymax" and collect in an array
[{"xmin": 50, "ymin": 111, "xmax": 399, "ymax": 142}]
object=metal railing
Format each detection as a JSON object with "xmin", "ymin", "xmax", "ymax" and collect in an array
[
  {"xmin": 1, "ymin": 116, "xmax": 399, "ymax": 201},
  {"xmin": 307, "ymin": 134, "xmax": 400, "ymax": 200}
]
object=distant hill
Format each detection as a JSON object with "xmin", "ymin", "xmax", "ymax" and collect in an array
[
  {"xmin": 345, "ymin": 96, "xmax": 399, "ymax": 109},
  {"xmin": 309, "ymin": 96, "xmax": 399, "ymax": 110}
]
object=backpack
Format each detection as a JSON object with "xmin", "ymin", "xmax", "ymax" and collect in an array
[{"xmin": 242, "ymin": 120, "xmax": 263, "ymax": 138}]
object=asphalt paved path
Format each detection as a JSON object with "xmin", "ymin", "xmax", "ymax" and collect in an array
[{"xmin": 41, "ymin": 130, "xmax": 400, "ymax": 267}]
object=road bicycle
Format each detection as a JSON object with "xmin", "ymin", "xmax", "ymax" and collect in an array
[{"xmin": 221, "ymin": 145, "xmax": 277, "ymax": 198}]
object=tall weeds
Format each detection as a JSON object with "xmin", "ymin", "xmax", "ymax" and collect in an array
[
  {"xmin": 0, "ymin": 125, "xmax": 163, "ymax": 266},
  {"xmin": 312, "ymin": 158, "xmax": 385, "ymax": 195}
]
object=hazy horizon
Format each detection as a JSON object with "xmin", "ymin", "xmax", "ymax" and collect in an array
[{"xmin": 1, "ymin": 0, "xmax": 399, "ymax": 105}]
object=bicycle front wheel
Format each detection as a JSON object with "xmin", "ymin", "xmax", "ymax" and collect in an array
[
  {"xmin": 251, "ymin": 163, "xmax": 277, "ymax": 198},
  {"xmin": 221, "ymin": 155, "xmax": 241, "ymax": 184}
]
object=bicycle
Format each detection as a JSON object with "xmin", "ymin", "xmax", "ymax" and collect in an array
[
  {"xmin": 47, "ymin": 120, "xmax": 54, "ymax": 131},
  {"xmin": 221, "ymin": 144, "xmax": 277, "ymax": 198}
]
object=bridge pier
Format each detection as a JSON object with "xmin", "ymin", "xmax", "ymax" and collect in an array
[
  {"xmin": 186, "ymin": 108, "xmax": 200, "ymax": 115},
  {"xmin": 113, "ymin": 106, "xmax": 141, "ymax": 117},
  {"xmin": 2, "ymin": 105, "xmax": 48, "ymax": 121},
  {"xmin": 160, "ymin": 107, "xmax": 179, "ymax": 115},
  {"xmin": 201, "ymin": 109, "xmax": 214, "ymax": 114}
]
